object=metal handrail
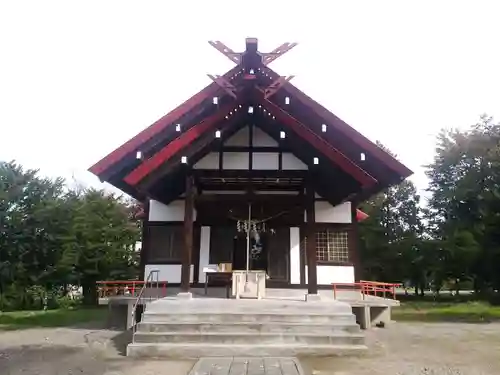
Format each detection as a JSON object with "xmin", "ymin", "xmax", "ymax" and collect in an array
[{"xmin": 131, "ymin": 269, "xmax": 159, "ymax": 334}]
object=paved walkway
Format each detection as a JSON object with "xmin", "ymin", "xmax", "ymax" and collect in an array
[{"xmin": 189, "ymin": 357, "xmax": 304, "ymax": 375}]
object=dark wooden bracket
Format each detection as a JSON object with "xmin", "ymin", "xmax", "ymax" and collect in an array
[
  {"xmin": 264, "ymin": 76, "xmax": 295, "ymax": 99},
  {"xmin": 261, "ymin": 42, "xmax": 298, "ymax": 65},
  {"xmin": 207, "ymin": 74, "xmax": 238, "ymax": 99},
  {"xmin": 208, "ymin": 41, "xmax": 241, "ymax": 64}
]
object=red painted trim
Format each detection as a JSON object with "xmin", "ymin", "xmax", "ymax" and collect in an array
[
  {"xmin": 261, "ymin": 98, "xmax": 377, "ymax": 187},
  {"xmin": 356, "ymin": 209, "xmax": 369, "ymax": 222},
  {"xmin": 265, "ymin": 67, "xmax": 413, "ymax": 179},
  {"xmin": 89, "ymin": 66, "xmax": 242, "ymax": 177},
  {"xmin": 124, "ymin": 102, "xmax": 238, "ymax": 186}
]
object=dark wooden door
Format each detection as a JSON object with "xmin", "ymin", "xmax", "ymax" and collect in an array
[{"xmin": 266, "ymin": 227, "xmax": 290, "ymax": 282}]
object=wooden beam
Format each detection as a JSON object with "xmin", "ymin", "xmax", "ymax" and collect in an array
[
  {"xmin": 196, "ymin": 194, "xmax": 305, "ymax": 206},
  {"xmin": 139, "ymin": 200, "xmax": 150, "ymax": 281},
  {"xmin": 263, "ymin": 76, "xmax": 295, "ymax": 100},
  {"xmin": 207, "ymin": 74, "xmax": 238, "ymax": 99},
  {"xmin": 305, "ymin": 179, "xmax": 318, "ymax": 295},
  {"xmin": 180, "ymin": 174, "xmax": 195, "ymax": 292},
  {"xmin": 208, "ymin": 40, "xmax": 241, "ymax": 64},
  {"xmin": 261, "ymin": 42, "xmax": 298, "ymax": 65}
]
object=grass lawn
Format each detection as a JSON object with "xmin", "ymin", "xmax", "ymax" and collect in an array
[
  {"xmin": 0, "ymin": 307, "xmax": 107, "ymax": 330},
  {"xmin": 393, "ymin": 301, "xmax": 500, "ymax": 323}
]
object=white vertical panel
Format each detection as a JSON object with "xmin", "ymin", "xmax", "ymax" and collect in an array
[
  {"xmin": 198, "ymin": 226, "xmax": 211, "ymax": 283},
  {"xmin": 252, "ymin": 126, "xmax": 279, "ymax": 147},
  {"xmin": 222, "ymin": 152, "xmax": 249, "ymax": 170},
  {"xmin": 315, "ymin": 201, "xmax": 351, "ymax": 223},
  {"xmin": 252, "ymin": 153, "xmax": 279, "ymax": 170},
  {"xmin": 282, "ymin": 153, "xmax": 308, "ymax": 170},
  {"xmin": 225, "ymin": 126, "xmax": 250, "ymax": 146},
  {"xmin": 193, "ymin": 152, "xmax": 219, "ymax": 169},
  {"xmin": 149, "ymin": 200, "xmax": 197, "ymax": 222},
  {"xmin": 290, "ymin": 227, "xmax": 301, "ymax": 284}
]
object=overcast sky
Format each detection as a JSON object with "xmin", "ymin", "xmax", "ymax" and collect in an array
[{"xmin": 1, "ymin": 1, "xmax": 498, "ymax": 200}]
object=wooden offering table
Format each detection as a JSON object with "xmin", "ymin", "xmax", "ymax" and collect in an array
[{"xmin": 203, "ymin": 264, "xmax": 233, "ymax": 298}]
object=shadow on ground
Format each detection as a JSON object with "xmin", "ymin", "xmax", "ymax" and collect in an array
[{"xmin": 109, "ymin": 329, "xmax": 133, "ymax": 356}]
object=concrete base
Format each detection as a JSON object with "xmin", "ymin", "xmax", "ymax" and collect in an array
[
  {"xmin": 305, "ymin": 293, "xmax": 322, "ymax": 302},
  {"xmin": 352, "ymin": 305, "xmax": 392, "ymax": 329},
  {"xmin": 128, "ymin": 298, "xmax": 365, "ymax": 358},
  {"xmin": 176, "ymin": 292, "xmax": 193, "ymax": 300}
]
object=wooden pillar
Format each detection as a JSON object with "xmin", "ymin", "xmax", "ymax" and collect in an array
[
  {"xmin": 305, "ymin": 182, "xmax": 318, "ymax": 295},
  {"xmin": 349, "ymin": 201, "xmax": 361, "ymax": 282},
  {"xmin": 139, "ymin": 200, "xmax": 150, "ymax": 281},
  {"xmin": 180, "ymin": 174, "xmax": 195, "ymax": 293}
]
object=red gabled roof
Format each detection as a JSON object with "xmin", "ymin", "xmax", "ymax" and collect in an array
[
  {"xmin": 88, "ymin": 38, "xmax": 412, "ymax": 203},
  {"xmin": 124, "ymin": 101, "xmax": 238, "ymax": 186},
  {"xmin": 264, "ymin": 66, "xmax": 412, "ymax": 179},
  {"xmin": 89, "ymin": 65, "xmax": 241, "ymax": 177}
]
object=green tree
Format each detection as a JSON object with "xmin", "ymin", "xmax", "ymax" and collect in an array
[{"xmin": 426, "ymin": 114, "xmax": 500, "ymax": 295}]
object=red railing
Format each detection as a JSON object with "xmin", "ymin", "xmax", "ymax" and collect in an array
[
  {"xmin": 332, "ymin": 280, "xmax": 401, "ymax": 300},
  {"xmin": 96, "ymin": 280, "xmax": 168, "ymax": 298}
]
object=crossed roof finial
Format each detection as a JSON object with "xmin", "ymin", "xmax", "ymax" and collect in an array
[{"xmin": 208, "ymin": 38, "xmax": 298, "ymax": 66}]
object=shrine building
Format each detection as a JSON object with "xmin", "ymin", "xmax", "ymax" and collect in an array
[{"xmin": 89, "ymin": 38, "xmax": 412, "ymax": 298}]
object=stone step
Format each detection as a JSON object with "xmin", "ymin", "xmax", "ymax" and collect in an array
[
  {"xmin": 142, "ymin": 312, "xmax": 356, "ymax": 324},
  {"xmin": 127, "ymin": 342, "xmax": 368, "ymax": 358},
  {"xmin": 137, "ymin": 321, "xmax": 361, "ymax": 334},
  {"xmin": 133, "ymin": 331, "xmax": 365, "ymax": 346}
]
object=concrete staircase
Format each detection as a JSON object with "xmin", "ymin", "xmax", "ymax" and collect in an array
[{"xmin": 127, "ymin": 298, "xmax": 367, "ymax": 358}]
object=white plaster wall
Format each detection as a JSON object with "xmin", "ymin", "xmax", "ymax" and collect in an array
[
  {"xmin": 282, "ymin": 153, "xmax": 308, "ymax": 170},
  {"xmin": 225, "ymin": 126, "xmax": 250, "ymax": 146},
  {"xmin": 305, "ymin": 265, "xmax": 355, "ymax": 285},
  {"xmin": 149, "ymin": 200, "xmax": 197, "ymax": 222},
  {"xmin": 193, "ymin": 152, "xmax": 219, "ymax": 169},
  {"xmin": 304, "ymin": 201, "xmax": 352, "ymax": 223},
  {"xmin": 252, "ymin": 152, "xmax": 279, "ymax": 170},
  {"xmin": 316, "ymin": 201, "xmax": 351, "ymax": 223},
  {"xmin": 289, "ymin": 227, "xmax": 301, "ymax": 284},
  {"xmin": 253, "ymin": 127, "xmax": 278, "ymax": 147},
  {"xmin": 222, "ymin": 152, "xmax": 249, "ymax": 170},
  {"xmin": 144, "ymin": 264, "xmax": 194, "ymax": 283},
  {"xmin": 198, "ymin": 226, "xmax": 211, "ymax": 283}
]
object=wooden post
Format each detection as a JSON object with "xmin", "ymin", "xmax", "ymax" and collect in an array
[
  {"xmin": 180, "ymin": 174, "xmax": 195, "ymax": 293},
  {"xmin": 139, "ymin": 200, "xmax": 150, "ymax": 281},
  {"xmin": 305, "ymin": 182, "xmax": 318, "ymax": 295}
]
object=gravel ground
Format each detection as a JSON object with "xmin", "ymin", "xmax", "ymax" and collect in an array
[
  {"xmin": 1, "ymin": 322, "xmax": 500, "ymax": 375},
  {"xmin": 301, "ymin": 322, "xmax": 500, "ymax": 375}
]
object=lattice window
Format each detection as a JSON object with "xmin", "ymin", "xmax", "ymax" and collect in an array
[
  {"xmin": 316, "ymin": 230, "xmax": 349, "ymax": 262},
  {"xmin": 302, "ymin": 229, "xmax": 350, "ymax": 263}
]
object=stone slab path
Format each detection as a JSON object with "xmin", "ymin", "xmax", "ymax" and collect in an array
[{"xmin": 189, "ymin": 357, "xmax": 304, "ymax": 375}]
